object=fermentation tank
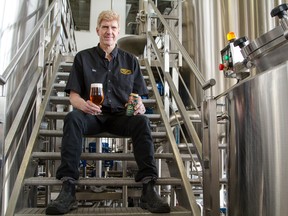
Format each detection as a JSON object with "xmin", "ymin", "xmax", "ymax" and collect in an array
[{"xmin": 226, "ymin": 3, "xmax": 288, "ymax": 215}]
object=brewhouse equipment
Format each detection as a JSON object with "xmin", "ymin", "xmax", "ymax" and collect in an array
[{"xmin": 225, "ymin": 3, "xmax": 288, "ymax": 216}]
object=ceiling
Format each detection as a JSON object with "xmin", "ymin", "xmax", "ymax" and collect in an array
[{"xmin": 69, "ymin": 0, "xmax": 172, "ymax": 34}]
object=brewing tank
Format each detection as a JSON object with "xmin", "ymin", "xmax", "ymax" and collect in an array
[
  {"xmin": 226, "ymin": 3, "xmax": 288, "ymax": 215},
  {"xmin": 227, "ymin": 60, "xmax": 288, "ymax": 215}
]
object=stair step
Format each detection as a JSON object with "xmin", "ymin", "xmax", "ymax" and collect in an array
[
  {"xmin": 54, "ymin": 84, "xmax": 153, "ymax": 92},
  {"xmin": 48, "ymin": 96, "xmax": 157, "ymax": 105},
  {"xmin": 44, "ymin": 111, "xmax": 161, "ymax": 120},
  {"xmin": 61, "ymin": 55, "xmax": 74, "ymax": 63},
  {"xmin": 59, "ymin": 62, "xmax": 73, "ymax": 72},
  {"xmin": 56, "ymin": 72, "xmax": 70, "ymax": 81},
  {"xmin": 53, "ymin": 83, "xmax": 67, "ymax": 91},
  {"xmin": 32, "ymin": 152, "xmax": 172, "ymax": 160},
  {"xmin": 38, "ymin": 130, "xmax": 167, "ymax": 138},
  {"xmin": 31, "ymin": 152, "xmax": 193, "ymax": 161},
  {"xmin": 16, "ymin": 206, "xmax": 191, "ymax": 216},
  {"xmin": 55, "ymin": 73, "xmax": 149, "ymax": 82},
  {"xmin": 52, "ymin": 83, "xmax": 153, "ymax": 93},
  {"xmin": 24, "ymin": 177, "xmax": 184, "ymax": 186}
]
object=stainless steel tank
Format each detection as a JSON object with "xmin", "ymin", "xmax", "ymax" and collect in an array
[
  {"xmin": 182, "ymin": 0, "xmax": 287, "ymax": 105},
  {"xmin": 226, "ymin": 3, "xmax": 288, "ymax": 215},
  {"xmin": 227, "ymin": 60, "xmax": 288, "ymax": 216}
]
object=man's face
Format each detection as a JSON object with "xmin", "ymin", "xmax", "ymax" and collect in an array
[{"xmin": 96, "ymin": 19, "xmax": 119, "ymax": 47}]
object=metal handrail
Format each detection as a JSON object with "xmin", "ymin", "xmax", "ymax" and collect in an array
[
  {"xmin": 145, "ymin": 59, "xmax": 201, "ymax": 216},
  {"xmin": 147, "ymin": 0, "xmax": 216, "ymax": 90},
  {"xmin": 0, "ymin": 1, "xmax": 57, "ymax": 85},
  {"xmin": 1, "ymin": 0, "xmax": 76, "ymax": 214},
  {"xmin": 147, "ymin": 32, "xmax": 203, "ymax": 160},
  {"xmin": 4, "ymin": 55, "xmax": 62, "ymax": 216},
  {"xmin": 145, "ymin": 3, "xmax": 203, "ymax": 214}
]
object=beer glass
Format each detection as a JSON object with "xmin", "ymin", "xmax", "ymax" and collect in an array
[{"xmin": 90, "ymin": 83, "xmax": 104, "ymax": 114}]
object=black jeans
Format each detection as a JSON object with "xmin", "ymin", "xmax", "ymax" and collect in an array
[{"xmin": 56, "ymin": 109, "xmax": 158, "ymax": 182}]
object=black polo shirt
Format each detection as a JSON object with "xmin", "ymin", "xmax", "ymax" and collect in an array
[{"xmin": 65, "ymin": 44, "xmax": 148, "ymax": 112}]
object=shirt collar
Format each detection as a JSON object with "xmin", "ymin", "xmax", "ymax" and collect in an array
[{"xmin": 96, "ymin": 44, "xmax": 118, "ymax": 59}]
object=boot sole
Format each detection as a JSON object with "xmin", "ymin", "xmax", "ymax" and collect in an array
[
  {"xmin": 140, "ymin": 202, "xmax": 171, "ymax": 213},
  {"xmin": 46, "ymin": 201, "xmax": 78, "ymax": 215}
]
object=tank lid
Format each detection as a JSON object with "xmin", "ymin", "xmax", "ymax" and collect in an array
[{"xmin": 241, "ymin": 26, "xmax": 286, "ymax": 60}]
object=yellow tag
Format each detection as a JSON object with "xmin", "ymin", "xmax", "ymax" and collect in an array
[{"xmin": 120, "ymin": 68, "xmax": 132, "ymax": 75}]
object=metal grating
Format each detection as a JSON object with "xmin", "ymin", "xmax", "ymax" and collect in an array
[{"xmin": 16, "ymin": 206, "xmax": 191, "ymax": 216}]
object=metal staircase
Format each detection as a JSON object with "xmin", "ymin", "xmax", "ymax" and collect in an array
[
  {"xmin": 11, "ymin": 56, "xmax": 197, "ymax": 215},
  {"xmin": 1, "ymin": 0, "xmax": 222, "ymax": 216}
]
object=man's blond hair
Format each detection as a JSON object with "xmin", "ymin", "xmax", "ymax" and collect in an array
[{"xmin": 97, "ymin": 10, "xmax": 120, "ymax": 28}]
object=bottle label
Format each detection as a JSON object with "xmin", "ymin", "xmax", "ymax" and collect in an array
[{"xmin": 126, "ymin": 93, "xmax": 138, "ymax": 116}]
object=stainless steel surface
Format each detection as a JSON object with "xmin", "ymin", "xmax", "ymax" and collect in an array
[
  {"xmin": 0, "ymin": 0, "xmax": 46, "ymax": 214},
  {"xmin": 0, "ymin": 0, "xmax": 45, "ymax": 77},
  {"xmin": 145, "ymin": 59, "xmax": 201, "ymax": 215},
  {"xmin": 182, "ymin": 0, "xmax": 287, "ymax": 104},
  {"xmin": 226, "ymin": 60, "xmax": 288, "ymax": 216},
  {"xmin": 147, "ymin": 30, "xmax": 203, "ymax": 159},
  {"xmin": 241, "ymin": 24, "xmax": 288, "ymax": 72},
  {"xmin": 148, "ymin": 0, "xmax": 212, "ymax": 90},
  {"xmin": 241, "ymin": 26, "xmax": 284, "ymax": 58},
  {"xmin": 0, "ymin": 0, "xmax": 77, "ymax": 214},
  {"xmin": 117, "ymin": 35, "xmax": 147, "ymax": 56},
  {"xmin": 182, "ymin": 0, "xmax": 236, "ymax": 102},
  {"xmin": 202, "ymin": 99, "xmax": 219, "ymax": 216},
  {"xmin": 15, "ymin": 206, "xmax": 191, "ymax": 216},
  {"xmin": 3, "ymin": 0, "xmax": 288, "ymax": 215}
]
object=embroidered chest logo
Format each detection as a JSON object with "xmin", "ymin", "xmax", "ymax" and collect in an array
[{"xmin": 120, "ymin": 68, "xmax": 132, "ymax": 75}]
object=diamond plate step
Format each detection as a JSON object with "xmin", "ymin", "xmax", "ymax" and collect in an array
[{"xmin": 15, "ymin": 206, "xmax": 191, "ymax": 216}]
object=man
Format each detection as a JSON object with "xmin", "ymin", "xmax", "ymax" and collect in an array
[{"xmin": 46, "ymin": 10, "xmax": 170, "ymax": 214}]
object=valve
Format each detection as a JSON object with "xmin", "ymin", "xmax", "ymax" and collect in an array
[
  {"xmin": 270, "ymin": 3, "xmax": 288, "ymax": 18},
  {"xmin": 234, "ymin": 36, "xmax": 248, "ymax": 49},
  {"xmin": 271, "ymin": 3, "xmax": 288, "ymax": 39}
]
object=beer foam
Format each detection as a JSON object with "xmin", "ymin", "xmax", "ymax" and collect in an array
[{"xmin": 91, "ymin": 83, "xmax": 103, "ymax": 88}]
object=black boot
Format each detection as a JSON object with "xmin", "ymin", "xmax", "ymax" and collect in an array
[
  {"xmin": 46, "ymin": 179, "xmax": 78, "ymax": 215},
  {"xmin": 140, "ymin": 180, "xmax": 171, "ymax": 213}
]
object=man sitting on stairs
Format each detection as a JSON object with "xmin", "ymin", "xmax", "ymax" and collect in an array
[{"xmin": 46, "ymin": 10, "xmax": 170, "ymax": 215}]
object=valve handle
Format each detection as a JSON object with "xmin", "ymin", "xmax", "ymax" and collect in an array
[
  {"xmin": 234, "ymin": 36, "xmax": 248, "ymax": 48},
  {"xmin": 271, "ymin": 3, "xmax": 288, "ymax": 18}
]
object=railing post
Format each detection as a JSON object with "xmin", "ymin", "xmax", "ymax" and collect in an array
[
  {"xmin": 202, "ymin": 99, "xmax": 220, "ymax": 216},
  {"xmin": 177, "ymin": 0, "xmax": 182, "ymax": 67},
  {"xmin": 164, "ymin": 32, "xmax": 170, "ymax": 117},
  {"xmin": 146, "ymin": 1, "xmax": 152, "ymax": 64}
]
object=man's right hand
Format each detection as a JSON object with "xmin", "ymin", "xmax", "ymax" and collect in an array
[
  {"xmin": 69, "ymin": 91, "xmax": 102, "ymax": 115},
  {"xmin": 84, "ymin": 100, "xmax": 102, "ymax": 115}
]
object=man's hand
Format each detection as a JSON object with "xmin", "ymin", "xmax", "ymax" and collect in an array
[
  {"xmin": 83, "ymin": 100, "xmax": 102, "ymax": 115},
  {"xmin": 70, "ymin": 91, "xmax": 102, "ymax": 115},
  {"xmin": 128, "ymin": 95, "xmax": 146, "ymax": 115}
]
